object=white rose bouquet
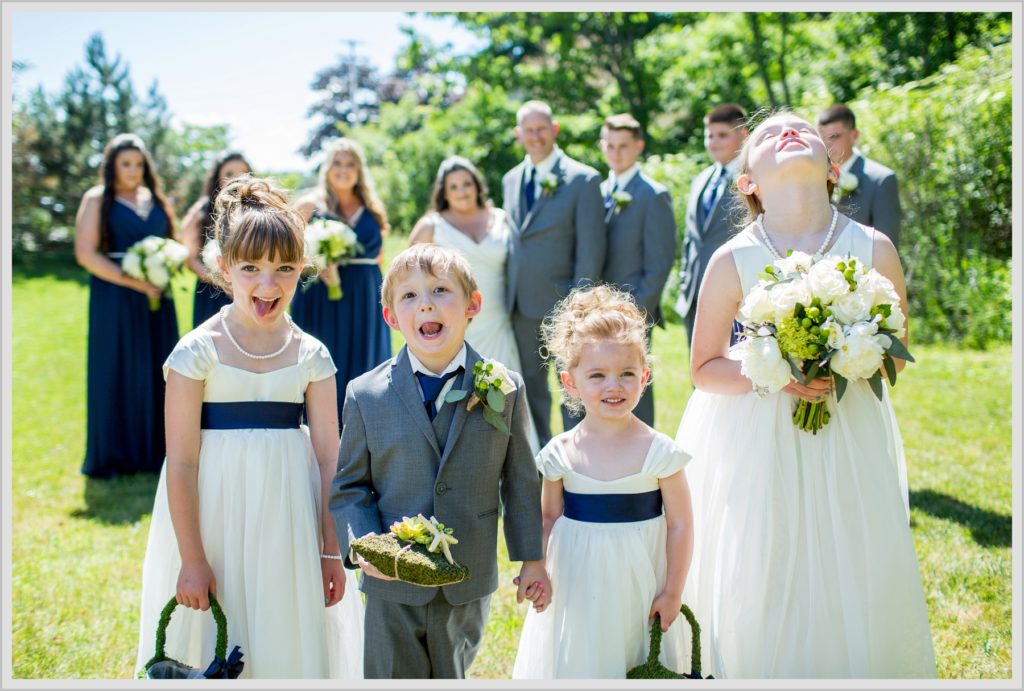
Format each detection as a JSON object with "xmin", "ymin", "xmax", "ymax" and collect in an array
[
  {"xmin": 121, "ymin": 235, "xmax": 189, "ymax": 311},
  {"xmin": 734, "ymin": 251, "xmax": 914, "ymax": 433},
  {"xmin": 304, "ymin": 218, "xmax": 363, "ymax": 300}
]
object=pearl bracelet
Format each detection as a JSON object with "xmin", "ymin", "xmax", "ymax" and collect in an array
[{"xmin": 320, "ymin": 553, "xmax": 343, "ymax": 561}]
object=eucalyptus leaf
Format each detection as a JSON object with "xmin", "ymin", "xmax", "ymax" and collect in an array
[
  {"xmin": 482, "ymin": 406, "xmax": 511, "ymax": 436},
  {"xmin": 832, "ymin": 371, "xmax": 848, "ymax": 402},
  {"xmin": 867, "ymin": 370, "xmax": 884, "ymax": 401},
  {"xmin": 444, "ymin": 389, "xmax": 469, "ymax": 403},
  {"xmin": 805, "ymin": 360, "xmax": 821, "ymax": 382},
  {"xmin": 486, "ymin": 387, "xmax": 506, "ymax": 413},
  {"xmin": 884, "ymin": 336, "xmax": 916, "ymax": 363},
  {"xmin": 882, "ymin": 354, "xmax": 898, "ymax": 387}
]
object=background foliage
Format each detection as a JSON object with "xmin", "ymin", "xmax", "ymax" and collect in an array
[{"xmin": 11, "ymin": 12, "xmax": 1013, "ymax": 341}]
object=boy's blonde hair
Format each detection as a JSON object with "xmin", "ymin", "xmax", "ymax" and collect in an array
[
  {"xmin": 381, "ymin": 243, "xmax": 478, "ymax": 313},
  {"xmin": 541, "ymin": 284, "xmax": 651, "ymax": 415}
]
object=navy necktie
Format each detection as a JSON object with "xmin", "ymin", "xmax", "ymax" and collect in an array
[
  {"xmin": 701, "ymin": 167, "xmax": 725, "ymax": 222},
  {"xmin": 415, "ymin": 368, "xmax": 463, "ymax": 420},
  {"xmin": 523, "ymin": 166, "xmax": 536, "ymax": 212}
]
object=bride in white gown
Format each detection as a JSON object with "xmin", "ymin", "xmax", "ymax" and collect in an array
[{"xmin": 410, "ymin": 156, "xmax": 540, "ymax": 453}]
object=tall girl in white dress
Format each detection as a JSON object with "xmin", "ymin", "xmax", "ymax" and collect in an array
[
  {"xmin": 677, "ymin": 112, "xmax": 935, "ymax": 678},
  {"xmin": 135, "ymin": 176, "xmax": 362, "ymax": 678},
  {"xmin": 512, "ymin": 285, "xmax": 694, "ymax": 678},
  {"xmin": 410, "ymin": 155, "xmax": 539, "ymax": 452}
]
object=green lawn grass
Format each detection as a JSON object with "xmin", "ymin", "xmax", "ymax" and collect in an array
[{"xmin": 10, "ymin": 238, "xmax": 1012, "ymax": 678}]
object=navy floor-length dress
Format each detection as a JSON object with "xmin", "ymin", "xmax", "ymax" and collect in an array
[
  {"xmin": 289, "ymin": 208, "xmax": 391, "ymax": 426},
  {"xmin": 81, "ymin": 200, "xmax": 180, "ymax": 478},
  {"xmin": 192, "ymin": 271, "xmax": 232, "ymax": 327}
]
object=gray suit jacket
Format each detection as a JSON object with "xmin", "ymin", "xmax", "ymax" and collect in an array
[
  {"xmin": 675, "ymin": 163, "xmax": 744, "ymax": 321},
  {"xmin": 836, "ymin": 154, "xmax": 901, "ymax": 248},
  {"xmin": 330, "ymin": 344, "xmax": 543, "ymax": 606},
  {"xmin": 503, "ymin": 150, "xmax": 607, "ymax": 320},
  {"xmin": 601, "ymin": 171, "xmax": 677, "ymax": 326}
]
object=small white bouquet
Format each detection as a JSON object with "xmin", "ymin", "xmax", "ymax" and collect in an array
[
  {"xmin": 121, "ymin": 235, "xmax": 189, "ymax": 311},
  {"xmin": 304, "ymin": 218, "xmax": 363, "ymax": 300},
  {"xmin": 734, "ymin": 251, "xmax": 913, "ymax": 433}
]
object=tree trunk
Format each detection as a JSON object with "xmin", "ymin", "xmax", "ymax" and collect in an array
[{"xmin": 747, "ymin": 14, "xmax": 778, "ymax": 108}]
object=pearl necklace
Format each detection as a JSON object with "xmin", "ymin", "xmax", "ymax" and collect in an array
[
  {"xmin": 756, "ymin": 204, "xmax": 839, "ymax": 261},
  {"xmin": 219, "ymin": 306, "xmax": 295, "ymax": 360}
]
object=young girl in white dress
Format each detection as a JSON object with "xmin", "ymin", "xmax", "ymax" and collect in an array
[
  {"xmin": 677, "ymin": 112, "xmax": 936, "ymax": 678},
  {"xmin": 410, "ymin": 155, "xmax": 539, "ymax": 452},
  {"xmin": 135, "ymin": 175, "xmax": 363, "ymax": 678},
  {"xmin": 512, "ymin": 284, "xmax": 694, "ymax": 679}
]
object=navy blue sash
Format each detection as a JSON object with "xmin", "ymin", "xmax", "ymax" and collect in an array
[
  {"xmin": 562, "ymin": 489, "xmax": 663, "ymax": 523},
  {"xmin": 201, "ymin": 402, "xmax": 305, "ymax": 430}
]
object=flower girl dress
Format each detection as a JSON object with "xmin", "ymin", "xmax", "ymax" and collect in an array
[
  {"xmin": 135, "ymin": 328, "xmax": 363, "ymax": 678},
  {"xmin": 512, "ymin": 432, "xmax": 691, "ymax": 678},
  {"xmin": 676, "ymin": 220, "xmax": 936, "ymax": 678}
]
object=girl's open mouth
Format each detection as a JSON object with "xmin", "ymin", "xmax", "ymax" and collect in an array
[{"xmin": 253, "ymin": 296, "xmax": 279, "ymax": 318}]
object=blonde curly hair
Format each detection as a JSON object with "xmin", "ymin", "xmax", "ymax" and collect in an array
[{"xmin": 541, "ymin": 284, "xmax": 652, "ymax": 415}]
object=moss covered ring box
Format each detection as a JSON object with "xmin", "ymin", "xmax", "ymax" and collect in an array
[{"xmin": 350, "ymin": 514, "xmax": 470, "ymax": 587}]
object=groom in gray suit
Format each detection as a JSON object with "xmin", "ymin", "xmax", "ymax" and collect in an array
[
  {"xmin": 817, "ymin": 103, "xmax": 902, "ymax": 248},
  {"xmin": 594, "ymin": 113, "xmax": 676, "ymax": 427},
  {"xmin": 676, "ymin": 103, "xmax": 749, "ymax": 346},
  {"xmin": 503, "ymin": 100, "xmax": 606, "ymax": 446}
]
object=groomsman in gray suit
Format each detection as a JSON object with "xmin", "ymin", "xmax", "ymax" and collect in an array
[
  {"xmin": 817, "ymin": 103, "xmax": 902, "ymax": 248},
  {"xmin": 675, "ymin": 103, "xmax": 749, "ymax": 346},
  {"xmin": 594, "ymin": 113, "xmax": 676, "ymax": 427},
  {"xmin": 503, "ymin": 100, "xmax": 606, "ymax": 446}
]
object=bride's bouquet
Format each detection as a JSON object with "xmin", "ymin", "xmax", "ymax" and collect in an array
[
  {"xmin": 733, "ymin": 251, "xmax": 914, "ymax": 434},
  {"xmin": 304, "ymin": 218, "xmax": 363, "ymax": 300},
  {"xmin": 121, "ymin": 235, "xmax": 189, "ymax": 311}
]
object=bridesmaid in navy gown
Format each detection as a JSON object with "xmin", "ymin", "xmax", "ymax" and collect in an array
[
  {"xmin": 291, "ymin": 138, "xmax": 392, "ymax": 426},
  {"xmin": 73, "ymin": 133, "xmax": 180, "ymax": 478},
  {"xmin": 180, "ymin": 151, "xmax": 252, "ymax": 327}
]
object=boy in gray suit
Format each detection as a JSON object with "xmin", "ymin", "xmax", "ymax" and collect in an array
[
  {"xmin": 817, "ymin": 103, "xmax": 902, "ymax": 248},
  {"xmin": 595, "ymin": 113, "xmax": 676, "ymax": 426},
  {"xmin": 676, "ymin": 103, "xmax": 749, "ymax": 346},
  {"xmin": 331, "ymin": 244, "xmax": 549, "ymax": 678},
  {"xmin": 503, "ymin": 100, "xmax": 606, "ymax": 446}
]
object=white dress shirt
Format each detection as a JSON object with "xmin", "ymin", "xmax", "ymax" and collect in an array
[{"xmin": 407, "ymin": 344, "xmax": 468, "ymax": 413}]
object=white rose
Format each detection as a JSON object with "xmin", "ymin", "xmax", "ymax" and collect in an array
[
  {"xmin": 483, "ymin": 359, "xmax": 516, "ymax": 394},
  {"xmin": 147, "ymin": 265, "xmax": 171, "ymax": 289},
  {"xmin": 806, "ymin": 257, "xmax": 850, "ymax": 304},
  {"xmin": 830, "ymin": 287, "xmax": 873, "ymax": 324},
  {"xmin": 769, "ymin": 277, "xmax": 813, "ymax": 322},
  {"xmin": 739, "ymin": 283, "xmax": 775, "ymax": 324},
  {"xmin": 736, "ymin": 336, "xmax": 792, "ymax": 393},
  {"xmin": 122, "ymin": 252, "xmax": 144, "ymax": 280},
  {"xmin": 839, "ymin": 171, "xmax": 859, "ymax": 193},
  {"xmin": 822, "ymin": 317, "xmax": 845, "ymax": 350},
  {"xmin": 143, "ymin": 251, "xmax": 167, "ymax": 273},
  {"xmin": 858, "ymin": 269, "xmax": 897, "ymax": 306},
  {"xmin": 882, "ymin": 306, "xmax": 907, "ymax": 339},
  {"xmin": 140, "ymin": 235, "xmax": 164, "ymax": 254},
  {"xmin": 162, "ymin": 239, "xmax": 189, "ymax": 267},
  {"xmin": 831, "ymin": 324, "xmax": 885, "ymax": 380},
  {"xmin": 774, "ymin": 251, "xmax": 814, "ymax": 275}
]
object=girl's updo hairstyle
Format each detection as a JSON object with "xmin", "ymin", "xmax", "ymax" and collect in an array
[
  {"xmin": 204, "ymin": 174, "xmax": 305, "ymax": 291},
  {"xmin": 541, "ymin": 284, "xmax": 652, "ymax": 415}
]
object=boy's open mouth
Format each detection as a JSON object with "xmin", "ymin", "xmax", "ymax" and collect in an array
[
  {"xmin": 419, "ymin": 321, "xmax": 444, "ymax": 339},
  {"xmin": 253, "ymin": 296, "xmax": 279, "ymax": 318}
]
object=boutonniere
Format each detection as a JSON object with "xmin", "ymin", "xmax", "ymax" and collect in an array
[
  {"xmin": 833, "ymin": 171, "xmax": 859, "ymax": 202},
  {"xmin": 443, "ymin": 359, "xmax": 515, "ymax": 435},
  {"xmin": 612, "ymin": 190, "xmax": 633, "ymax": 213},
  {"xmin": 540, "ymin": 173, "xmax": 560, "ymax": 197}
]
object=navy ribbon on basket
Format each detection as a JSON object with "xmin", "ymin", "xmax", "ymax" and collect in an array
[
  {"xmin": 202, "ymin": 645, "xmax": 245, "ymax": 679},
  {"xmin": 200, "ymin": 402, "xmax": 305, "ymax": 430},
  {"xmin": 563, "ymin": 489, "xmax": 663, "ymax": 523}
]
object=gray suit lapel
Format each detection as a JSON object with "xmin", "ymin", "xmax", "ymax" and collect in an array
[
  {"xmin": 437, "ymin": 345, "xmax": 482, "ymax": 471},
  {"xmin": 388, "ymin": 347, "xmax": 441, "ymax": 457}
]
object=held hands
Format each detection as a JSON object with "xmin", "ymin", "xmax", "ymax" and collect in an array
[
  {"xmin": 783, "ymin": 375, "xmax": 832, "ymax": 402},
  {"xmin": 321, "ymin": 555, "xmax": 346, "ymax": 607},
  {"xmin": 176, "ymin": 559, "xmax": 217, "ymax": 611},
  {"xmin": 649, "ymin": 590, "xmax": 682, "ymax": 632},
  {"xmin": 319, "ymin": 264, "xmax": 341, "ymax": 287},
  {"xmin": 126, "ymin": 276, "xmax": 164, "ymax": 302},
  {"xmin": 513, "ymin": 561, "xmax": 552, "ymax": 613}
]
